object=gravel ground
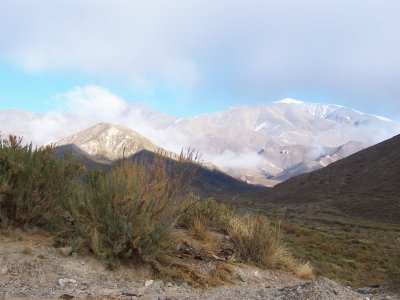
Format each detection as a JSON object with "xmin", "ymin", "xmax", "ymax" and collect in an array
[{"xmin": 0, "ymin": 230, "xmax": 398, "ymax": 300}]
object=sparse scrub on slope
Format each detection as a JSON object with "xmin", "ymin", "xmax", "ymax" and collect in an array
[
  {"xmin": 70, "ymin": 150, "xmax": 200, "ymax": 265},
  {"xmin": 0, "ymin": 135, "xmax": 83, "ymax": 229}
]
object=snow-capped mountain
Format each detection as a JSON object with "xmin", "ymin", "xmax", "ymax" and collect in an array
[
  {"xmin": 164, "ymin": 99, "xmax": 399, "ymax": 185},
  {"xmin": 1, "ymin": 99, "xmax": 399, "ymax": 186}
]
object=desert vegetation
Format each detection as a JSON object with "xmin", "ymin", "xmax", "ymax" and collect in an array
[{"xmin": 0, "ymin": 135, "xmax": 313, "ymax": 286}]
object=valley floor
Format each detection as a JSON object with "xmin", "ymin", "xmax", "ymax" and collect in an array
[{"xmin": 0, "ymin": 229, "xmax": 398, "ymax": 300}]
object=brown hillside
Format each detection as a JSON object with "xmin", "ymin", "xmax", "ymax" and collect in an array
[{"xmin": 260, "ymin": 134, "xmax": 400, "ymax": 222}]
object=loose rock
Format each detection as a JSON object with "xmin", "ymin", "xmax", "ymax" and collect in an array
[
  {"xmin": 0, "ymin": 267, "xmax": 8, "ymax": 275},
  {"xmin": 58, "ymin": 278, "xmax": 77, "ymax": 288},
  {"xmin": 144, "ymin": 279, "xmax": 154, "ymax": 287}
]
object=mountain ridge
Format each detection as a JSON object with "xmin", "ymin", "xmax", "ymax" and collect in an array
[{"xmin": 1, "ymin": 99, "xmax": 399, "ymax": 186}]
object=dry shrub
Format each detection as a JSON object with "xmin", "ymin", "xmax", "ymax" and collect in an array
[{"xmin": 70, "ymin": 150, "xmax": 200, "ymax": 263}]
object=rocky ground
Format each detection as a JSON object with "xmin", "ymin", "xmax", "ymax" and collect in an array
[{"xmin": 0, "ymin": 230, "xmax": 398, "ymax": 300}]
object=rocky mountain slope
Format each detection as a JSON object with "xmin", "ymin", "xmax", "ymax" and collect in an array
[
  {"xmin": 56, "ymin": 123, "xmax": 159, "ymax": 163},
  {"xmin": 1, "ymin": 99, "xmax": 399, "ymax": 186},
  {"xmin": 169, "ymin": 99, "xmax": 398, "ymax": 186}
]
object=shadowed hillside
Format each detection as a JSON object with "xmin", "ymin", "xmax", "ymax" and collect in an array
[
  {"xmin": 131, "ymin": 150, "xmax": 267, "ymax": 196},
  {"xmin": 55, "ymin": 144, "xmax": 111, "ymax": 171},
  {"xmin": 258, "ymin": 134, "xmax": 400, "ymax": 223}
]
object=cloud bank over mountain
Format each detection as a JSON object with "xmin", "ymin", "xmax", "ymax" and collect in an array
[
  {"xmin": 1, "ymin": 86, "xmax": 184, "ymax": 150},
  {"xmin": 1, "ymin": 85, "xmax": 399, "ymax": 186}
]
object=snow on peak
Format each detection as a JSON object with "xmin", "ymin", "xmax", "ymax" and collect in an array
[
  {"xmin": 301, "ymin": 103, "xmax": 342, "ymax": 119},
  {"xmin": 371, "ymin": 115, "xmax": 392, "ymax": 122},
  {"xmin": 274, "ymin": 98, "xmax": 305, "ymax": 105}
]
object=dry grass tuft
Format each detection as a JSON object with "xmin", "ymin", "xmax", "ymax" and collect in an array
[
  {"xmin": 295, "ymin": 261, "xmax": 314, "ymax": 279},
  {"xmin": 227, "ymin": 215, "xmax": 290, "ymax": 268},
  {"xmin": 189, "ymin": 214, "xmax": 211, "ymax": 241}
]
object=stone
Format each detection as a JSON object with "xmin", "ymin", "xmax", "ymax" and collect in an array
[
  {"xmin": 58, "ymin": 278, "xmax": 69, "ymax": 287},
  {"xmin": 166, "ymin": 282, "xmax": 173, "ymax": 287},
  {"xmin": 58, "ymin": 278, "xmax": 77, "ymax": 287},
  {"xmin": 0, "ymin": 267, "xmax": 8, "ymax": 275},
  {"xmin": 144, "ymin": 280, "xmax": 154, "ymax": 287},
  {"xmin": 237, "ymin": 270, "xmax": 247, "ymax": 282}
]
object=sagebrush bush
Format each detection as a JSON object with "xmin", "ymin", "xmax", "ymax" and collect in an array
[
  {"xmin": 0, "ymin": 135, "xmax": 83, "ymax": 228},
  {"xmin": 70, "ymin": 150, "xmax": 200, "ymax": 263}
]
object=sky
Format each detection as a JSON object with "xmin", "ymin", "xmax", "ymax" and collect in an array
[{"xmin": 0, "ymin": 0, "xmax": 399, "ymax": 119}]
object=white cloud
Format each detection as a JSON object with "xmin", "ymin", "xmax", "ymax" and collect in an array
[
  {"xmin": 1, "ymin": 85, "xmax": 189, "ymax": 150},
  {"xmin": 205, "ymin": 150, "xmax": 264, "ymax": 170},
  {"xmin": 55, "ymin": 86, "xmax": 127, "ymax": 121}
]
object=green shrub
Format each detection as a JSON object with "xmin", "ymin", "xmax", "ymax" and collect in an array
[
  {"xmin": 70, "ymin": 151, "xmax": 200, "ymax": 263},
  {"xmin": 0, "ymin": 135, "xmax": 83, "ymax": 229}
]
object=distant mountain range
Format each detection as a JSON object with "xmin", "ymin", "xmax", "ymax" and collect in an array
[{"xmin": 1, "ymin": 99, "xmax": 399, "ymax": 186}]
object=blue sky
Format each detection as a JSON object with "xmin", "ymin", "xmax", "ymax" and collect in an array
[
  {"xmin": 0, "ymin": 62, "xmax": 230, "ymax": 116},
  {"xmin": 0, "ymin": 0, "xmax": 399, "ymax": 119}
]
